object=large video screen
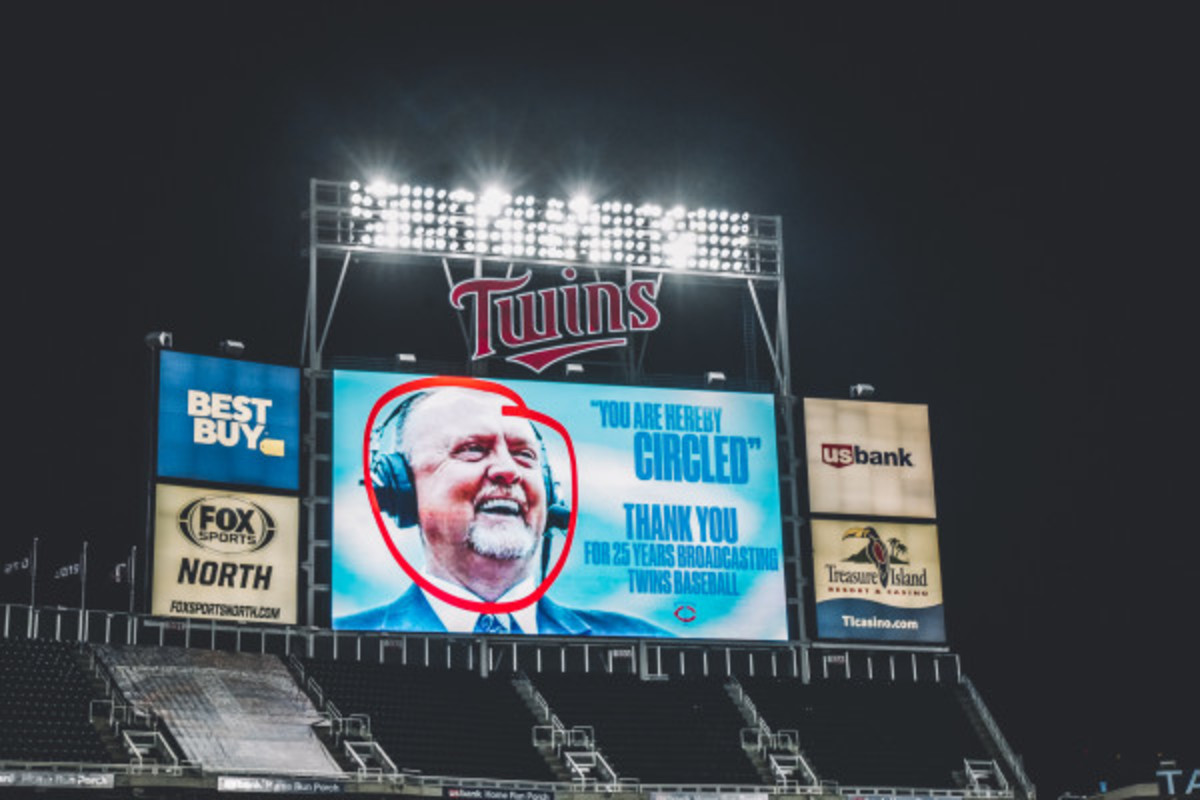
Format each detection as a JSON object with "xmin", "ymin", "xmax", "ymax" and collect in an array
[
  {"xmin": 332, "ymin": 372, "xmax": 787, "ymax": 640},
  {"xmin": 811, "ymin": 518, "xmax": 945, "ymax": 643},
  {"xmin": 803, "ymin": 398, "xmax": 937, "ymax": 519},
  {"xmin": 157, "ymin": 351, "xmax": 300, "ymax": 491}
]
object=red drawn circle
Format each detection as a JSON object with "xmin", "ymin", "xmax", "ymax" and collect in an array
[
  {"xmin": 361, "ymin": 376, "xmax": 577, "ymax": 615},
  {"xmin": 674, "ymin": 604, "xmax": 697, "ymax": 623}
]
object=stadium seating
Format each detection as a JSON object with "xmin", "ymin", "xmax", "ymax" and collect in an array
[
  {"xmin": 531, "ymin": 672, "xmax": 763, "ymax": 785},
  {"xmin": 0, "ymin": 638, "xmax": 110, "ymax": 763},
  {"xmin": 301, "ymin": 657, "xmax": 558, "ymax": 782},
  {"xmin": 0, "ymin": 627, "xmax": 1019, "ymax": 798},
  {"xmin": 740, "ymin": 675, "xmax": 990, "ymax": 788},
  {"xmin": 95, "ymin": 645, "xmax": 341, "ymax": 774}
]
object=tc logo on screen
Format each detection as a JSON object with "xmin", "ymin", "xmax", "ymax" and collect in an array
[
  {"xmin": 157, "ymin": 351, "xmax": 300, "ymax": 490},
  {"xmin": 821, "ymin": 443, "xmax": 914, "ymax": 469}
]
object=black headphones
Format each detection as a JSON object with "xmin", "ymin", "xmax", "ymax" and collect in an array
[{"xmin": 369, "ymin": 390, "xmax": 571, "ymax": 578}]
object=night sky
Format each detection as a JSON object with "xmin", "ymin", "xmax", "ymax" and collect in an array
[{"xmin": 7, "ymin": 2, "xmax": 1197, "ymax": 796}]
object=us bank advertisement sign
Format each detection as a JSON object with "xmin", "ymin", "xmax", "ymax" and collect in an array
[
  {"xmin": 331, "ymin": 372, "xmax": 787, "ymax": 640},
  {"xmin": 157, "ymin": 351, "xmax": 300, "ymax": 491},
  {"xmin": 812, "ymin": 519, "xmax": 944, "ymax": 642},
  {"xmin": 152, "ymin": 484, "xmax": 298, "ymax": 624},
  {"xmin": 804, "ymin": 398, "xmax": 936, "ymax": 519}
]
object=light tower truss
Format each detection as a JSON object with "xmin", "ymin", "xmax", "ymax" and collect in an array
[{"xmin": 299, "ymin": 178, "xmax": 807, "ymax": 643}]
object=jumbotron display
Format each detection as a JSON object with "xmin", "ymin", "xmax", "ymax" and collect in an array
[{"xmin": 331, "ymin": 372, "xmax": 788, "ymax": 639}]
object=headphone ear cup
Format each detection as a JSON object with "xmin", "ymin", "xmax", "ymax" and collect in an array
[
  {"xmin": 541, "ymin": 459, "xmax": 558, "ymax": 512},
  {"xmin": 371, "ymin": 451, "xmax": 419, "ymax": 528}
]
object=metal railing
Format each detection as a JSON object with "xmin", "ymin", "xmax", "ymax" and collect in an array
[
  {"xmin": 514, "ymin": 671, "xmax": 623, "ymax": 787},
  {"xmin": 285, "ymin": 652, "xmax": 395, "ymax": 779},
  {"xmin": 728, "ymin": 676, "xmax": 819, "ymax": 789},
  {"xmin": 960, "ymin": 674, "xmax": 1035, "ymax": 800}
]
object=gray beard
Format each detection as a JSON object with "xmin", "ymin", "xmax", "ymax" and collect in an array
[{"xmin": 467, "ymin": 524, "xmax": 538, "ymax": 560}]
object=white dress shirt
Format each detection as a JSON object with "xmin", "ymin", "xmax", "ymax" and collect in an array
[{"xmin": 421, "ymin": 573, "xmax": 540, "ymax": 634}]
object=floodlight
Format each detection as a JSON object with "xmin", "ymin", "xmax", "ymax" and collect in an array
[
  {"xmin": 850, "ymin": 383, "xmax": 876, "ymax": 399},
  {"xmin": 565, "ymin": 363, "xmax": 584, "ymax": 377},
  {"xmin": 144, "ymin": 331, "xmax": 173, "ymax": 350},
  {"xmin": 706, "ymin": 371, "xmax": 726, "ymax": 386},
  {"xmin": 333, "ymin": 176, "xmax": 775, "ymax": 274},
  {"xmin": 663, "ymin": 232, "xmax": 698, "ymax": 268},
  {"xmin": 395, "ymin": 353, "xmax": 417, "ymax": 365},
  {"xmin": 219, "ymin": 339, "xmax": 246, "ymax": 358}
]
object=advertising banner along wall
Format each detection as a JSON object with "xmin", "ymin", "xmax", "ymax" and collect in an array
[
  {"xmin": 811, "ymin": 518, "xmax": 944, "ymax": 642},
  {"xmin": 152, "ymin": 484, "xmax": 299, "ymax": 624},
  {"xmin": 157, "ymin": 351, "xmax": 300, "ymax": 491},
  {"xmin": 803, "ymin": 398, "xmax": 936, "ymax": 519},
  {"xmin": 331, "ymin": 372, "xmax": 788, "ymax": 640}
]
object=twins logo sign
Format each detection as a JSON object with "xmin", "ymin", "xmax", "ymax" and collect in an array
[
  {"xmin": 156, "ymin": 351, "xmax": 300, "ymax": 491},
  {"xmin": 449, "ymin": 267, "xmax": 661, "ymax": 373}
]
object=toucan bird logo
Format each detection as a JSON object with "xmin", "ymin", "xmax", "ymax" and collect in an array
[{"xmin": 841, "ymin": 526, "xmax": 909, "ymax": 588}]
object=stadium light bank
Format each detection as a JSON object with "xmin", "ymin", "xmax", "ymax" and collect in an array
[{"xmin": 315, "ymin": 178, "xmax": 781, "ymax": 276}]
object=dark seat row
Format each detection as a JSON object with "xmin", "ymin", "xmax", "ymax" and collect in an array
[
  {"xmin": 533, "ymin": 672, "xmax": 761, "ymax": 785},
  {"xmin": 740, "ymin": 676, "xmax": 990, "ymax": 788},
  {"xmin": 302, "ymin": 658, "xmax": 556, "ymax": 782},
  {"xmin": 0, "ymin": 638, "xmax": 111, "ymax": 764}
]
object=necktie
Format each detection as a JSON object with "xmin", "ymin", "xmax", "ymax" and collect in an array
[{"xmin": 474, "ymin": 613, "xmax": 510, "ymax": 634}]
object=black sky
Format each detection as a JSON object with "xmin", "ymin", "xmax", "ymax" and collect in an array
[{"xmin": 7, "ymin": 2, "xmax": 1198, "ymax": 796}]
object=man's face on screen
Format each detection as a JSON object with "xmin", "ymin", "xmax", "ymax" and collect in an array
[{"xmin": 402, "ymin": 389, "xmax": 547, "ymax": 600}]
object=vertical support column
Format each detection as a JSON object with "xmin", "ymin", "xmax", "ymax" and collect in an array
[
  {"xmin": 141, "ymin": 345, "xmax": 159, "ymax": 617},
  {"xmin": 624, "ymin": 267, "xmax": 637, "ymax": 383},
  {"xmin": 773, "ymin": 227, "xmax": 808, "ymax": 646},
  {"xmin": 304, "ymin": 179, "xmax": 321, "ymax": 628},
  {"xmin": 470, "ymin": 257, "xmax": 484, "ymax": 377},
  {"xmin": 302, "ymin": 367, "xmax": 329, "ymax": 627}
]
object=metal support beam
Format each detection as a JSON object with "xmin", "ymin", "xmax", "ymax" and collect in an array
[{"xmin": 316, "ymin": 251, "xmax": 353, "ymax": 358}]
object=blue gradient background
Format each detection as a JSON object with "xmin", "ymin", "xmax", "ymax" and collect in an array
[{"xmin": 157, "ymin": 351, "xmax": 300, "ymax": 491}]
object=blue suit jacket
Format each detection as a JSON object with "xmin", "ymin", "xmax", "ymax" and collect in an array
[{"xmin": 336, "ymin": 584, "xmax": 671, "ymax": 637}]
